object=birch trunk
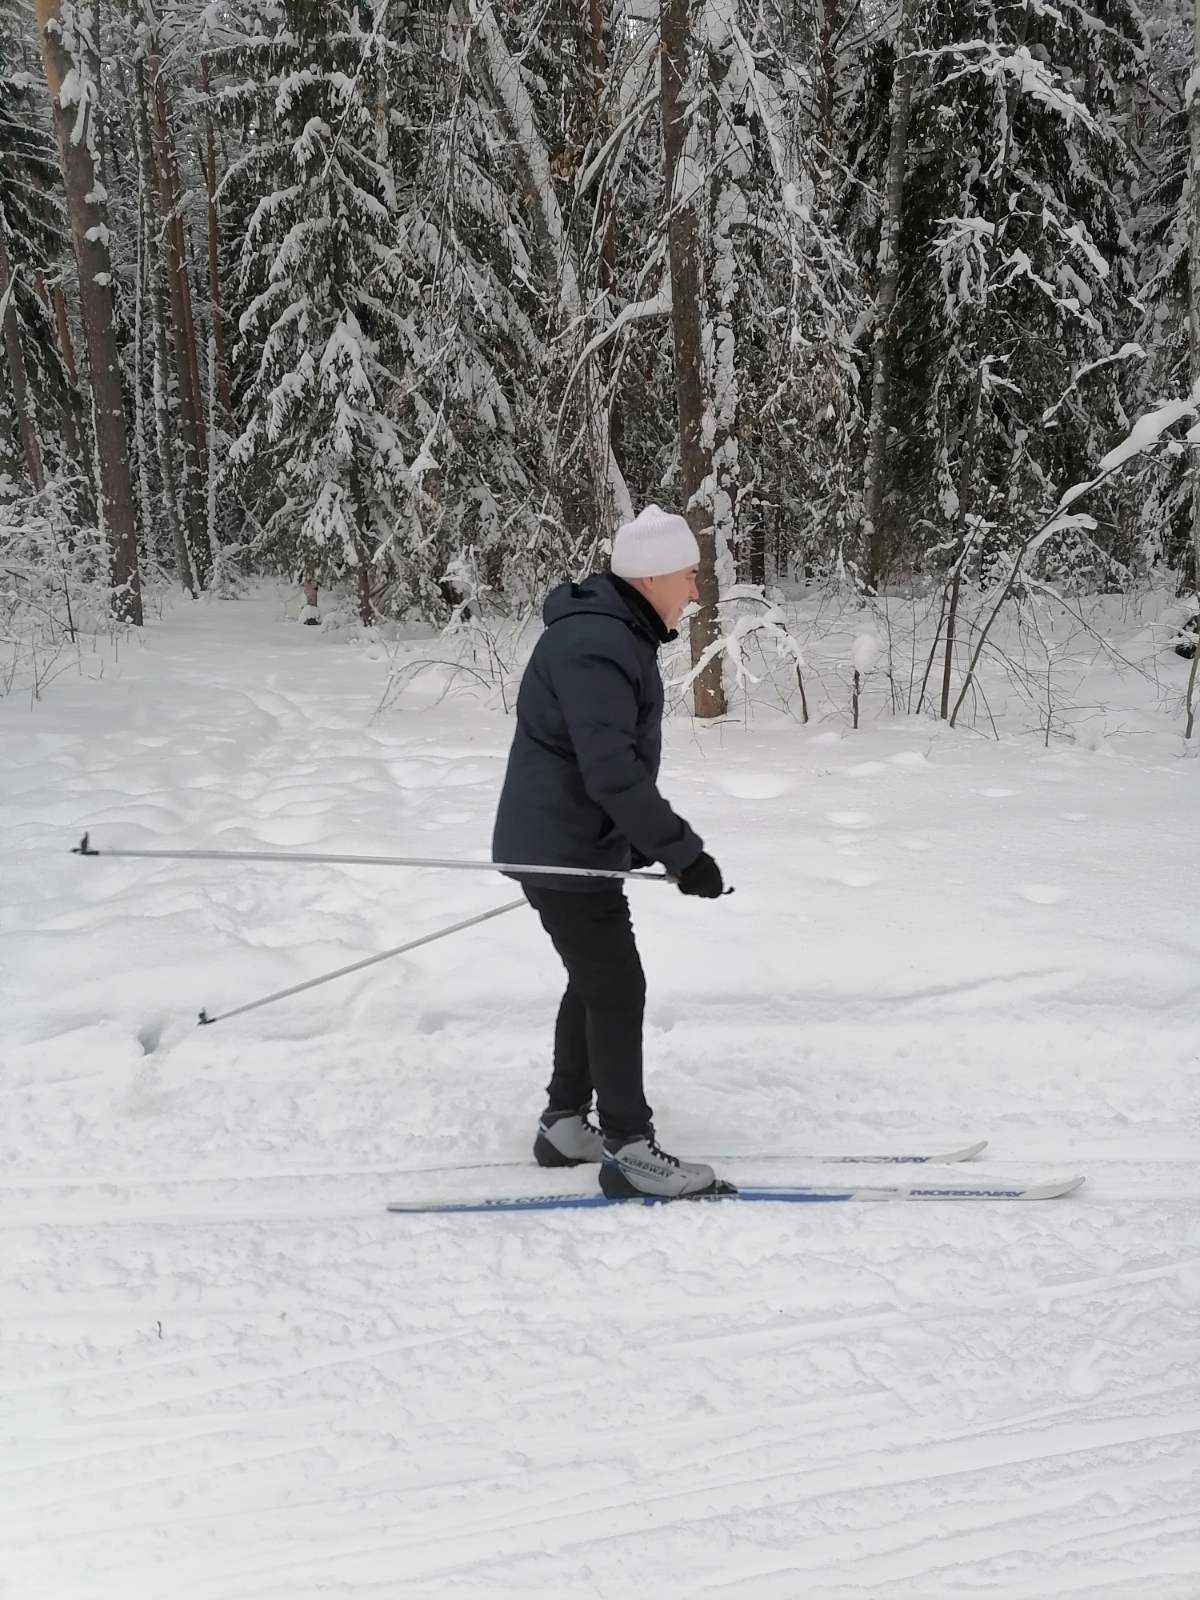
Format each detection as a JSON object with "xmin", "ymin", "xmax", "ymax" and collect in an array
[
  {"xmin": 453, "ymin": 0, "xmax": 631, "ymax": 539},
  {"xmin": 588, "ymin": 0, "xmax": 623, "ymax": 467},
  {"xmin": 661, "ymin": 0, "xmax": 725, "ymax": 718},
  {"xmin": 703, "ymin": 20, "xmax": 741, "ymax": 610},
  {"xmin": 36, "ymin": 0, "xmax": 142, "ymax": 624}
]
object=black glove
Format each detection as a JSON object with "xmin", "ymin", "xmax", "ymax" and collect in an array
[
  {"xmin": 629, "ymin": 847, "xmax": 654, "ymax": 871},
  {"xmin": 676, "ymin": 851, "xmax": 724, "ymax": 899}
]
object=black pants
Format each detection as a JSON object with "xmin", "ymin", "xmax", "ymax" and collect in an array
[{"xmin": 523, "ymin": 886, "xmax": 652, "ymax": 1142}]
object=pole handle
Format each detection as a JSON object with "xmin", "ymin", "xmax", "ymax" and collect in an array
[{"xmin": 71, "ymin": 835, "xmax": 672, "ymax": 882}]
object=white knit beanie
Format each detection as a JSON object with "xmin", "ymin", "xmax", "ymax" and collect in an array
[{"xmin": 610, "ymin": 505, "xmax": 701, "ymax": 580}]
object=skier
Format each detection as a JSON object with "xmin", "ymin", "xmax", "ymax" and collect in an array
[{"xmin": 493, "ymin": 506, "xmax": 727, "ymax": 1200}]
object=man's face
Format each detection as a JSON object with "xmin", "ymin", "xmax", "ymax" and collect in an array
[{"xmin": 640, "ymin": 567, "xmax": 700, "ymax": 630}]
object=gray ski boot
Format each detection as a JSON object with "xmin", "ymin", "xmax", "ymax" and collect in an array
[
  {"xmin": 599, "ymin": 1130, "xmax": 730, "ymax": 1200},
  {"xmin": 534, "ymin": 1106, "xmax": 605, "ymax": 1168}
]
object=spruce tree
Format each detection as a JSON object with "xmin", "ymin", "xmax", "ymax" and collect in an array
[
  {"xmin": 216, "ymin": 0, "xmax": 416, "ymax": 623},
  {"xmin": 844, "ymin": 0, "xmax": 1144, "ymax": 588}
]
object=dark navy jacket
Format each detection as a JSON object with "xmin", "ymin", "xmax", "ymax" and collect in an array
[{"xmin": 492, "ymin": 574, "xmax": 703, "ymax": 890}]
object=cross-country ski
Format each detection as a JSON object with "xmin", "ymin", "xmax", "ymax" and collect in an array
[
  {"xmin": 389, "ymin": 1137, "xmax": 989, "ymax": 1179},
  {"xmin": 387, "ymin": 1173, "xmax": 1085, "ymax": 1214}
]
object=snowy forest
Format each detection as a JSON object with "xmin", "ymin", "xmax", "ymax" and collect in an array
[{"xmin": 3, "ymin": 0, "xmax": 1200, "ymax": 729}]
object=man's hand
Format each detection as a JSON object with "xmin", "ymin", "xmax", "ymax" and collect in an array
[{"xmin": 676, "ymin": 851, "xmax": 724, "ymax": 898}]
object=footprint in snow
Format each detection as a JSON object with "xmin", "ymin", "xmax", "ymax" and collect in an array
[
  {"xmin": 844, "ymin": 761, "xmax": 887, "ymax": 777},
  {"xmin": 1065, "ymin": 1341, "xmax": 1106, "ymax": 1398},
  {"xmin": 1017, "ymin": 883, "xmax": 1068, "ymax": 905},
  {"xmin": 715, "ymin": 771, "xmax": 796, "ymax": 800},
  {"xmin": 832, "ymin": 869, "xmax": 879, "ymax": 889},
  {"xmin": 825, "ymin": 810, "xmax": 878, "ymax": 829}
]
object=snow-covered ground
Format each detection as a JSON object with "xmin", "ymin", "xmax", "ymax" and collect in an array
[{"xmin": 2, "ymin": 588, "xmax": 1199, "ymax": 1599}]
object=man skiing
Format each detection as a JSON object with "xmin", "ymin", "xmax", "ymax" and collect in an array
[{"xmin": 493, "ymin": 505, "xmax": 727, "ymax": 1200}]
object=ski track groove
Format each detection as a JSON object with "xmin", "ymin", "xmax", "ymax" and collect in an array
[
  {"xmin": 696, "ymin": 1504, "xmax": 1200, "ymax": 1600},
  {"xmin": 0, "ymin": 1331, "xmax": 469, "ymax": 1419},
  {"xmin": 4, "ymin": 1246, "xmax": 1195, "ymax": 1385},
  {"xmin": 376, "ymin": 1414, "xmax": 1200, "ymax": 1556},
  {"xmin": 8, "ymin": 1362, "xmax": 1197, "ymax": 1505},
  {"xmin": 9, "ymin": 1378, "xmax": 1198, "ymax": 1552},
  {"xmin": 653, "ymin": 1253, "xmax": 1200, "ymax": 1362},
  {"xmin": 55, "ymin": 1426, "xmax": 1197, "ymax": 1598}
]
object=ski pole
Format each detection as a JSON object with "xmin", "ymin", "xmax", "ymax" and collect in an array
[
  {"xmin": 198, "ymin": 898, "xmax": 526, "ymax": 1027},
  {"xmin": 72, "ymin": 834, "xmax": 672, "ymax": 883}
]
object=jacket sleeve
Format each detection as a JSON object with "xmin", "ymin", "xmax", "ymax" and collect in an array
[{"xmin": 548, "ymin": 632, "xmax": 702, "ymax": 874}]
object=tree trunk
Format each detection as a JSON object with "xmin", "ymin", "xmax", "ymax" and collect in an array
[
  {"xmin": 815, "ymin": 0, "xmax": 840, "ymax": 156},
  {"xmin": 748, "ymin": 514, "xmax": 766, "ymax": 586},
  {"xmin": 133, "ymin": 163, "xmax": 154, "ymax": 551},
  {"xmin": 0, "ymin": 219, "xmax": 46, "ymax": 492},
  {"xmin": 660, "ymin": 0, "xmax": 726, "ymax": 719},
  {"xmin": 349, "ymin": 461, "xmax": 374, "ymax": 626},
  {"xmin": 704, "ymin": 20, "xmax": 741, "ymax": 607},
  {"xmin": 182, "ymin": 208, "xmax": 207, "ymax": 482},
  {"xmin": 1186, "ymin": 0, "xmax": 1200, "ymax": 734},
  {"xmin": 936, "ymin": 10, "xmax": 1026, "ymax": 717},
  {"xmin": 130, "ymin": 55, "xmax": 195, "ymax": 595},
  {"xmin": 36, "ymin": 0, "xmax": 142, "ymax": 624},
  {"xmin": 49, "ymin": 275, "xmax": 95, "ymax": 502},
  {"xmin": 50, "ymin": 281, "xmax": 79, "ymax": 384},
  {"xmin": 36, "ymin": 272, "xmax": 95, "ymax": 514},
  {"xmin": 588, "ymin": 0, "xmax": 623, "ymax": 470},
  {"xmin": 861, "ymin": 0, "xmax": 918, "ymax": 593},
  {"xmin": 143, "ymin": 31, "xmax": 210, "ymax": 583},
  {"xmin": 453, "ymin": 0, "xmax": 631, "ymax": 537},
  {"xmin": 939, "ymin": 367, "xmax": 984, "ymax": 718},
  {"xmin": 199, "ymin": 54, "xmax": 232, "ymax": 419},
  {"xmin": 1189, "ymin": 0, "xmax": 1200, "ymax": 614}
]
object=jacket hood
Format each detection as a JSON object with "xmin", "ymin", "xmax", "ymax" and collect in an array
[
  {"xmin": 543, "ymin": 574, "xmax": 630, "ymax": 627},
  {"xmin": 542, "ymin": 573, "xmax": 670, "ymax": 644}
]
